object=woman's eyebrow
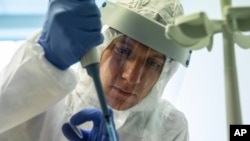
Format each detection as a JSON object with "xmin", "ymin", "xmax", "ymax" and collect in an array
[
  {"xmin": 150, "ymin": 54, "xmax": 166, "ymax": 61},
  {"xmin": 122, "ymin": 38, "xmax": 134, "ymax": 47},
  {"xmin": 115, "ymin": 39, "xmax": 134, "ymax": 49}
]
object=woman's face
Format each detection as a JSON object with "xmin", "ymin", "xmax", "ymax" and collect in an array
[{"xmin": 100, "ymin": 36, "xmax": 165, "ymax": 110}]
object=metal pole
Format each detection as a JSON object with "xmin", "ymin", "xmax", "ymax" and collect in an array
[{"xmin": 220, "ymin": 0, "xmax": 242, "ymax": 140}]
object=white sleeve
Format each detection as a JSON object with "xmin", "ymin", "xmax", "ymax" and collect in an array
[
  {"xmin": 0, "ymin": 30, "xmax": 77, "ymax": 133},
  {"xmin": 173, "ymin": 115, "xmax": 189, "ymax": 141},
  {"xmin": 173, "ymin": 127, "xmax": 189, "ymax": 141}
]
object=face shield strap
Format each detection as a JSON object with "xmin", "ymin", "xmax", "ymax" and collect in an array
[{"xmin": 100, "ymin": 1, "xmax": 191, "ymax": 67}]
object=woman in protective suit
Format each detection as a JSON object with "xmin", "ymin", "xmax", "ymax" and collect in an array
[{"xmin": 0, "ymin": 0, "xmax": 190, "ymax": 140}]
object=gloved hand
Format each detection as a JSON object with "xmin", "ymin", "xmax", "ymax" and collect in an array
[
  {"xmin": 38, "ymin": 0, "xmax": 103, "ymax": 70},
  {"xmin": 62, "ymin": 108, "xmax": 119, "ymax": 141}
]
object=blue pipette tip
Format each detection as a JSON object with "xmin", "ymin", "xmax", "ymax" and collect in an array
[{"xmin": 105, "ymin": 116, "xmax": 117, "ymax": 141}]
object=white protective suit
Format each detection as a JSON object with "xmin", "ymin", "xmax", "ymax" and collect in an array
[{"xmin": 0, "ymin": 0, "xmax": 189, "ymax": 140}]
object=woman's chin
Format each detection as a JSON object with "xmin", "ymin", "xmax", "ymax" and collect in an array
[{"xmin": 107, "ymin": 98, "xmax": 133, "ymax": 111}]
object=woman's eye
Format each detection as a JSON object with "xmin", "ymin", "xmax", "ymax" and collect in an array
[
  {"xmin": 147, "ymin": 59, "xmax": 162, "ymax": 69},
  {"xmin": 116, "ymin": 47, "xmax": 131, "ymax": 56}
]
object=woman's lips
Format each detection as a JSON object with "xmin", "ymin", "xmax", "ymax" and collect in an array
[{"xmin": 112, "ymin": 86, "xmax": 134, "ymax": 97}]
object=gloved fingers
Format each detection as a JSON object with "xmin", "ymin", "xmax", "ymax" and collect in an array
[
  {"xmin": 50, "ymin": 0, "xmax": 100, "ymax": 17},
  {"xmin": 65, "ymin": 29, "xmax": 103, "ymax": 52},
  {"xmin": 108, "ymin": 108, "xmax": 114, "ymax": 118},
  {"xmin": 77, "ymin": 17, "xmax": 102, "ymax": 31},
  {"xmin": 68, "ymin": 1, "xmax": 101, "ymax": 17},
  {"xmin": 65, "ymin": 108, "xmax": 119, "ymax": 141},
  {"xmin": 104, "ymin": 108, "xmax": 115, "ymax": 127},
  {"xmin": 70, "ymin": 108, "xmax": 102, "ymax": 127},
  {"xmin": 62, "ymin": 123, "xmax": 85, "ymax": 141},
  {"xmin": 54, "ymin": 13, "xmax": 102, "ymax": 31}
]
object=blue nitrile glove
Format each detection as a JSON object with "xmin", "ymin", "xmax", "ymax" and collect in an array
[
  {"xmin": 62, "ymin": 108, "xmax": 119, "ymax": 141},
  {"xmin": 38, "ymin": 0, "xmax": 103, "ymax": 70}
]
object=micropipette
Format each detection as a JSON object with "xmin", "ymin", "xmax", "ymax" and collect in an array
[
  {"xmin": 69, "ymin": 43, "xmax": 117, "ymax": 141},
  {"xmin": 78, "ymin": 48, "xmax": 117, "ymax": 141},
  {"xmin": 70, "ymin": 1, "xmax": 117, "ymax": 140}
]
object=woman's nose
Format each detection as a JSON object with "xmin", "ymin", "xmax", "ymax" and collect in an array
[{"xmin": 121, "ymin": 60, "xmax": 144, "ymax": 84}]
